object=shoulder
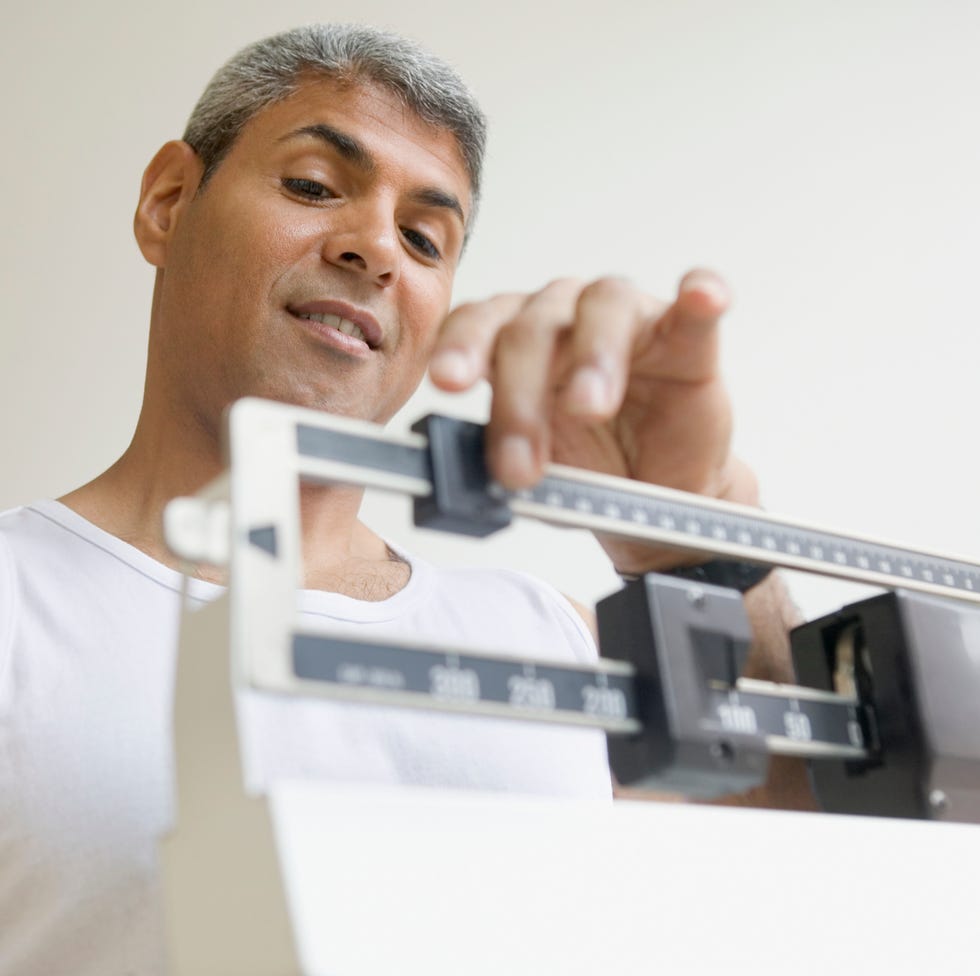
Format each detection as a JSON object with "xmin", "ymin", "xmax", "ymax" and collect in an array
[
  {"xmin": 0, "ymin": 521, "xmax": 17, "ymax": 668},
  {"xmin": 0, "ymin": 499, "xmax": 188, "ymax": 593},
  {"xmin": 0, "ymin": 502, "xmax": 46, "ymax": 539},
  {"xmin": 0, "ymin": 501, "xmax": 112, "ymax": 584},
  {"xmin": 0, "ymin": 499, "xmax": 197, "ymax": 638},
  {"xmin": 410, "ymin": 556, "xmax": 599, "ymax": 664},
  {"xmin": 0, "ymin": 503, "xmax": 48, "ymax": 585},
  {"xmin": 0, "ymin": 501, "xmax": 88, "ymax": 640},
  {"xmin": 0, "ymin": 505, "xmax": 40, "ymax": 686},
  {"xmin": 0, "ymin": 500, "xmax": 94, "ymax": 559}
]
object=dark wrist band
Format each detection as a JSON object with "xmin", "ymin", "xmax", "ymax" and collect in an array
[{"xmin": 620, "ymin": 559, "xmax": 774, "ymax": 593}]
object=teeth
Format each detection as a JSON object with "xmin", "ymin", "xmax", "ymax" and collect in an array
[
  {"xmin": 299, "ymin": 312, "xmax": 367, "ymax": 343},
  {"xmin": 336, "ymin": 319, "xmax": 365, "ymax": 341}
]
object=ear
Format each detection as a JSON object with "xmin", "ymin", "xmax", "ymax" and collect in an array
[{"xmin": 133, "ymin": 140, "xmax": 204, "ymax": 268}]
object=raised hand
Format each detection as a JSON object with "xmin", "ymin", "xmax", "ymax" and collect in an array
[{"xmin": 428, "ymin": 269, "xmax": 759, "ymax": 572}]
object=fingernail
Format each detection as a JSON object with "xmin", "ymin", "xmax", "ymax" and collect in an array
[
  {"xmin": 565, "ymin": 366, "xmax": 611, "ymax": 414},
  {"xmin": 430, "ymin": 349, "xmax": 474, "ymax": 385},
  {"xmin": 680, "ymin": 272, "xmax": 729, "ymax": 305},
  {"xmin": 497, "ymin": 435, "xmax": 537, "ymax": 484}
]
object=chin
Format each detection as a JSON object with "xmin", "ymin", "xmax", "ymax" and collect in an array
[{"xmin": 257, "ymin": 388, "xmax": 390, "ymax": 425}]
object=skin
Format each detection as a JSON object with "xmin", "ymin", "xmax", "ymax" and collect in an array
[
  {"xmin": 65, "ymin": 77, "xmax": 471, "ymax": 592},
  {"xmin": 430, "ymin": 273, "xmax": 761, "ymax": 575},
  {"xmin": 62, "ymin": 73, "xmax": 813, "ymax": 807}
]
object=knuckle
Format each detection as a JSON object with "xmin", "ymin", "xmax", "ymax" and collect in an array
[
  {"xmin": 447, "ymin": 292, "xmax": 525, "ymax": 325},
  {"xmin": 540, "ymin": 276, "xmax": 584, "ymax": 295},
  {"xmin": 581, "ymin": 274, "xmax": 635, "ymax": 300},
  {"xmin": 491, "ymin": 396, "xmax": 549, "ymax": 444},
  {"xmin": 519, "ymin": 278, "xmax": 582, "ymax": 315},
  {"xmin": 490, "ymin": 291, "xmax": 532, "ymax": 314},
  {"xmin": 498, "ymin": 313, "xmax": 549, "ymax": 342},
  {"xmin": 497, "ymin": 401, "xmax": 542, "ymax": 433},
  {"xmin": 496, "ymin": 318, "xmax": 529, "ymax": 343},
  {"xmin": 447, "ymin": 299, "xmax": 479, "ymax": 319},
  {"xmin": 493, "ymin": 316, "xmax": 553, "ymax": 366}
]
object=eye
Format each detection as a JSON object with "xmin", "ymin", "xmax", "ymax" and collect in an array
[
  {"xmin": 282, "ymin": 177, "xmax": 334, "ymax": 201},
  {"xmin": 402, "ymin": 227, "xmax": 441, "ymax": 261}
]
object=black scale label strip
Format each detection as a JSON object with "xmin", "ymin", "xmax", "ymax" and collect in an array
[
  {"xmin": 296, "ymin": 424, "xmax": 432, "ymax": 483},
  {"xmin": 292, "ymin": 634, "xmax": 867, "ymax": 756},
  {"xmin": 705, "ymin": 688, "xmax": 867, "ymax": 750},
  {"xmin": 293, "ymin": 634, "xmax": 639, "ymax": 727}
]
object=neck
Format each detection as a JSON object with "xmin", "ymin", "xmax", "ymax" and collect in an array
[{"xmin": 59, "ymin": 398, "xmax": 400, "ymax": 594}]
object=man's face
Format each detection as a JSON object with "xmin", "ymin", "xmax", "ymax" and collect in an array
[{"xmin": 150, "ymin": 76, "xmax": 471, "ymax": 428}]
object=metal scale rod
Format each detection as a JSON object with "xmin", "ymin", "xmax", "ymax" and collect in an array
[{"xmin": 295, "ymin": 417, "xmax": 980, "ymax": 606}]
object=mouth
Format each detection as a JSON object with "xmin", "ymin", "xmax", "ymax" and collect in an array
[
  {"xmin": 297, "ymin": 311, "xmax": 369, "ymax": 344},
  {"xmin": 287, "ymin": 300, "xmax": 383, "ymax": 351}
]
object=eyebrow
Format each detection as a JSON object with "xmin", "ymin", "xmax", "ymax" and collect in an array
[
  {"xmin": 281, "ymin": 123, "xmax": 376, "ymax": 172},
  {"xmin": 280, "ymin": 123, "xmax": 467, "ymax": 228},
  {"xmin": 409, "ymin": 187, "xmax": 466, "ymax": 228}
]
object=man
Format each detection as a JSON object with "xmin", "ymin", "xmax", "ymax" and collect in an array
[{"xmin": 0, "ymin": 24, "xmax": 806, "ymax": 975}]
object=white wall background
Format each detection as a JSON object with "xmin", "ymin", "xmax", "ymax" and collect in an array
[{"xmin": 2, "ymin": 0, "xmax": 979, "ymax": 620}]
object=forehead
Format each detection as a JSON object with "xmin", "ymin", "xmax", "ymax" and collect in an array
[{"xmin": 229, "ymin": 76, "xmax": 472, "ymax": 204}]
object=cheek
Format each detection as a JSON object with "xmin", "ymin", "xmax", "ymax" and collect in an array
[
  {"xmin": 252, "ymin": 195, "xmax": 318, "ymax": 249},
  {"xmin": 195, "ymin": 191, "xmax": 317, "ymax": 294},
  {"xmin": 398, "ymin": 276, "xmax": 453, "ymax": 351},
  {"xmin": 378, "ymin": 279, "xmax": 452, "ymax": 417},
  {"xmin": 227, "ymin": 199, "xmax": 307, "ymax": 279}
]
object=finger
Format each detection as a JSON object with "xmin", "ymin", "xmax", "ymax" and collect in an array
[
  {"xmin": 559, "ymin": 276, "xmax": 660, "ymax": 420},
  {"xmin": 486, "ymin": 321, "xmax": 562, "ymax": 487},
  {"xmin": 428, "ymin": 293, "xmax": 526, "ymax": 391},
  {"xmin": 641, "ymin": 268, "xmax": 731, "ymax": 383},
  {"xmin": 485, "ymin": 280, "xmax": 582, "ymax": 487}
]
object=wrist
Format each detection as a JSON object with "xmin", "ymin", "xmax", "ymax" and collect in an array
[
  {"xmin": 645, "ymin": 559, "xmax": 774, "ymax": 594},
  {"xmin": 607, "ymin": 455, "xmax": 769, "ymax": 581},
  {"xmin": 603, "ymin": 457, "xmax": 762, "ymax": 576}
]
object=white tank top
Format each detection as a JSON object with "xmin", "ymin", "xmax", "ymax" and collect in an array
[{"xmin": 0, "ymin": 500, "xmax": 611, "ymax": 976}]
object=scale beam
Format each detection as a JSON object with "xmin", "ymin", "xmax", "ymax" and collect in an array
[
  {"xmin": 291, "ymin": 412, "xmax": 980, "ymax": 606},
  {"xmin": 162, "ymin": 398, "xmax": 980, "ymax": 821}
]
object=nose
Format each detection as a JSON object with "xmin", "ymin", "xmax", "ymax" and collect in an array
[{"xmin": 321, "ymin": 202, "xmax": 401, "ymax": 287}]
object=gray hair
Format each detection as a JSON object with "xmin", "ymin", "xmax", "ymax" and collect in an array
[{"xmin": 183, "ymin": 24, "xmax": 487, "ymax": 217}]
